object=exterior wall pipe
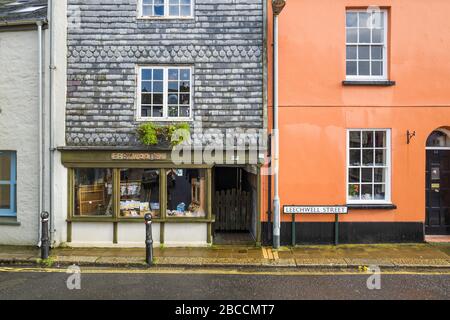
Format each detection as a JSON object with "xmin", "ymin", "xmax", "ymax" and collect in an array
[
  {"xmin": 36, "ymin": 20, "xmax": 44, "ymax": 246},
  {"xmin": 267, "ymin": 0, "xmax": 272, "ymax": 243},
  {"xmin": 48, "ymin": 0, "xmax": 56, "ymax": 245},
  {"xmin": 271, "ymin": 0, "xmax": 286, "ymax": 249}
]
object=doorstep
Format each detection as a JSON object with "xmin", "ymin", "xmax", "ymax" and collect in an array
[{"xmin": 425, "ymin": 235, "xmax": 450, "ymax": 243}]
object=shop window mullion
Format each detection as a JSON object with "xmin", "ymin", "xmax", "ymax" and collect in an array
[
  {"xmin": 68, "ymin": 168, "xmax": 74, "ymax": 220},
  {"xmin": 160, "ymin": 168, "xmax": 167, "ymax": 219},
  {"xmin": 113, "ymin": 169, "xmax": 120, "ymax": 220}
]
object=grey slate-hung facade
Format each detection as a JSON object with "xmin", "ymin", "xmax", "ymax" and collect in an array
[{"xmin": 66, "ymin": 0, "xmax": 265, "ymax": 147}]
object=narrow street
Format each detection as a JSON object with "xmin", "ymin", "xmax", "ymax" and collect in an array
[{"xmin": 0, "ymin": 267, "xmax": 449, "ymax": 300}]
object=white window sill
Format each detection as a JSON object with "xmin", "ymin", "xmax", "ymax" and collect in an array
[
  {"xmin": 137, "ymin": 16, "xmax": 194, "ymax": 20},
  {"xmin": 0, "ymin": 216, "xmax": 20, "ymax": 226},
  {"xmin": 343, "ymin": 80, "xmax": 396, "ymax": 86},
  {"xmin": 136, "ymin": 117, "xmax": 193, "ymax": 122},
  {"xmin": 346, "ymin": 203, "xmax": 397, "ymax": 210}
]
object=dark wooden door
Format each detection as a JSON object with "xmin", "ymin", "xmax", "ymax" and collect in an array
[{"xmin": 426, "ymin": 149, "xmax": 450, "ymax": 234}]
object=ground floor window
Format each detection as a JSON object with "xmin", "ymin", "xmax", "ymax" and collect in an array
[
  {"xmin": 347, "ymin": 129, "xmax": 391, "ymax": 203},
  {"xmin": 166, "ymin": 168, "xmax": 206, "ymax": 218},
  {"xmin": 74, "ymin": 168, "xmax": 113, "ymax": 216},
  {"xmin": 0, "ymin": 151, "xmax": 16, "ymax": 217},
  {"xmin": 120, "ymin": 168, "xmax": 160, "ymax": 218},
  {"xmin": 70, "ymin": 167, "xmax": 208, "ymax": 220}
]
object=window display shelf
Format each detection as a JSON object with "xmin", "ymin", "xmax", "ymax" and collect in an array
[{"xmin": 67, "ymin": 215, "xmax": 216, "ymax": 224}]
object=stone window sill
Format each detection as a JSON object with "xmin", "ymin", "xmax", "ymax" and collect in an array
[
  {"xmin": 0, "ymin": 217, "xmax": 21, "ymax": 226},
  {"xmin": 342, "ymin": 80, "xmax": 396, "ymax": 86},
  {"xmin": 347, "ymin": 204, "xmax": 397, "ymax": 210}
]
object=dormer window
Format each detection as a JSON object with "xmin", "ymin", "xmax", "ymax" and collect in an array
[{"xmin": 139, "ymin": 0, "xmax": 193, "ymax": 18}]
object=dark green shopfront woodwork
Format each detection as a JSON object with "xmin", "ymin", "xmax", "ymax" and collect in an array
[{"xmin": 61, "ymin": 150, "xmax": 262, "ymax": 245}]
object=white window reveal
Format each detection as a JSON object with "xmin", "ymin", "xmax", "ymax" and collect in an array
[
  {"xmin": 137, "ymin": 66, "xmax": 192, "ymax": 120},
  {"xmin": 139, "ymin": 0, "xmax": 193, "ymax": 18},
  {"xmin": 346, "ymin": 9, "xmax": 388, "ymax": 80},
  {"xmin": 347, "ymin": 129, "xmax": 391, "ymax": 204}
]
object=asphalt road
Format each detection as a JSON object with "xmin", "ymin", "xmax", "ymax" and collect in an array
[{"xmin": 0, "ymin": 268, "xmax": 449, "ymax": 300}]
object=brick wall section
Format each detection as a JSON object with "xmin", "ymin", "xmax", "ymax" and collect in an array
[{"xmin": 66, "ymin": 0, "xmax": 264, "ymax": 146}]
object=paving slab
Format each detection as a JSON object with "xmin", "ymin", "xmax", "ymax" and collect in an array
[
  {"xmin": 343, "ymin": 258, "xmax": 396, "ymax": 268},
  {"xmin": 261, "ymin": 259, "xmax": 296, "ymax": 267},
  {"xmin": 53, "ymin": 255, "xmax": 99, "ymax": 264},
  {"xmin": 95, "ymin": 256, "xmax": 147, "ymax": 266},
  {"xmin": 390, "ymin": 258, "xmax": 450, "ymax": 268},
  {"xmin": 295, "ymin": 258, "xmax": 348, "ymax": 268}
]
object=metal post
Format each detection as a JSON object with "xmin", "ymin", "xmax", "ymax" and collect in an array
[
  {"xmin": 334, "ymin": 213, "xmax": 339, "ymax": 246},
  {"xmin": 40, "ymin": 211, "xmax": 50, "ymax": 259},
  {"xmin": 271, "ymin": 0, "xmax": 286, "ymax": 249},
  {"xmin": 272, "ymin": 9, "xmax": 280, "ymax": 250},
  {"xmin": 145, "ymin": 214, "xmax": 153, "ymax": 266},
  {"xmin": 291, "ymin": 212, "xmax": 296, "ymax": 247}
]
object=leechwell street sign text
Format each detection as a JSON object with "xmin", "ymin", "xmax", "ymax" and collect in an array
[{"xmin": 283, "ymin": 206, "xmax": 348, "ymax": 214}]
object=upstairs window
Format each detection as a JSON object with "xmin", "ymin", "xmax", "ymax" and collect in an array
[
  {"xmin": 137, "ymin": 66, "xmax": 192, "ymax": 120},
  {"xmin": 346, "ymin": 9, "xmax": 388, "ymax": 80},
  {"xmin": 139, "ymin": 0, "xmax": 193, "ymax": 18}
]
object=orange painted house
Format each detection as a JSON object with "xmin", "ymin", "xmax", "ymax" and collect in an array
[{"xmin": 262, "ymin": 0, "xmax": 450, "ymax": 244}]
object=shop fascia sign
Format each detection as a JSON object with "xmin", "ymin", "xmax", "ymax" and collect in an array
[
  {"xmin": 283, "ymin": 205, "xmax": 348, "ymax": 214},
  {"xmin": 111, "ymin": 152, "xmax": 167, "ymax": 161}
]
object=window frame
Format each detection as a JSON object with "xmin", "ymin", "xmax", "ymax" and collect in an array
[
  {"xmin": 137, "ymin": 0, "xmax": 194, "ymax": 19},
  {"xmin": 165, "ymin": 168, "xmax": 207, "ymax": 219},
  {"xmin": 119, "ymin": 168, "xmax": 162, "ymax": 219},
  {"xmin": 346, "ymin": 129, "xmax": 392, "ymax": 205},
  {"xmin": 68, "ymin": 167, "xmax": 211, "ymax": 222},
  {"xmin": 0, "ymin": 151, "xmax": 17, "ymax": 217},
  {"xmin": 345, "ymin": 9, "xmax": 389, "ymax": 81},
  {"xmin": 72, "ymin": 168, "xmax": 115, "ymax": 218},
  {"xmin": 136, "ymin": 65, "xmax": 194, "ymax": 122}
]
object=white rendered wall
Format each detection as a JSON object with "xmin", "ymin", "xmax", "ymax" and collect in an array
[
  {"xmin": 0, "ymin": 30, "xmax": 41, "ymax": 245},
  {"xmin": 117, "ymin": 223, "xmax": 160, "ymax": 247},
  {"xmin": 164, "ymin": 223, "xmax": 208, "ymax": 247},
  {"xmin": 69, "ymin": 222, "xmax": 160, "ymax": 247}
]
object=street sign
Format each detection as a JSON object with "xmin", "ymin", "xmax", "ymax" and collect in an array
[{"xmin": 283, "ymin": 205, "xmax": 348, "ymax": 214}]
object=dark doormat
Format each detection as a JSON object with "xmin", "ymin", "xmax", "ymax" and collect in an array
[{"xmin": 213, "ymin": 232, "xmax": 255, "ymax": 245}]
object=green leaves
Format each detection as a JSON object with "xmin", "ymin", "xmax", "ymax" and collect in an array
[
  {"xmin": 137, "ymin": 122, "xmax": 191, "ymax": 147},
  {"xmin": 137, "ymin": 122, "xmax": 159, "ymax": 145}
]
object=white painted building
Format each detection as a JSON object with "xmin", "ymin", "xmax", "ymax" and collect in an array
[{"xmin": 0, "ymin": 0, "xmax": 67, "ymax": 247}]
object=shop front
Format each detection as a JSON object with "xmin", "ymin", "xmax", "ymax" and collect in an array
[{"xmin": 61, "ymin": 149, "xmax": 262, "ymax": 247}]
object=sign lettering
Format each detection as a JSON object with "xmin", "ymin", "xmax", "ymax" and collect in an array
[
  {"xmin": 283, "ymin": 206, "xmax": 348, "ymax": 214},
  {"xmin": 111, "ymin": 153, "xmax": 167, "ymax": 161}
]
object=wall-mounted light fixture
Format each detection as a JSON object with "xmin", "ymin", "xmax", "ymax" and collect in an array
[
  {"xmin": 407, "ymin": 130, "xmax": 416, "ymax": 144},
  {"xmin": 272, "ymin": 0, "xmax": 287, "ymax": 15}
]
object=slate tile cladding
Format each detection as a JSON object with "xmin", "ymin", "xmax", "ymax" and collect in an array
[{"xmin": 66, "ymin": 0, "xmax": 265, "ymax": 147}]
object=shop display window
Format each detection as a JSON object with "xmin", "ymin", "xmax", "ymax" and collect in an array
[
  {"xmin": 120, "ymin": 168, "xmax": 160, "ymax": 218},
  {"xmin": 166, "ymin": 168, "xmax": 206, "ymax": 218},
  {"xmin": 74, "ymin": 168, "xmax": 113, "ymax": 216}
]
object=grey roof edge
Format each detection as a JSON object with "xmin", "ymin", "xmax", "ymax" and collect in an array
[
  {"xmin": 0, "ymin": 0, "xmax": 48, "ymax": 26},
  {"xmin": 0, "ymin": 17, "xmax": 47, "ymax": 26}
]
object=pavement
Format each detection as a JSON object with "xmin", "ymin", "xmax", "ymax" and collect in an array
[{"xmin": 1, "ymin": 243, "xmax": 450, "ymax": 270}]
